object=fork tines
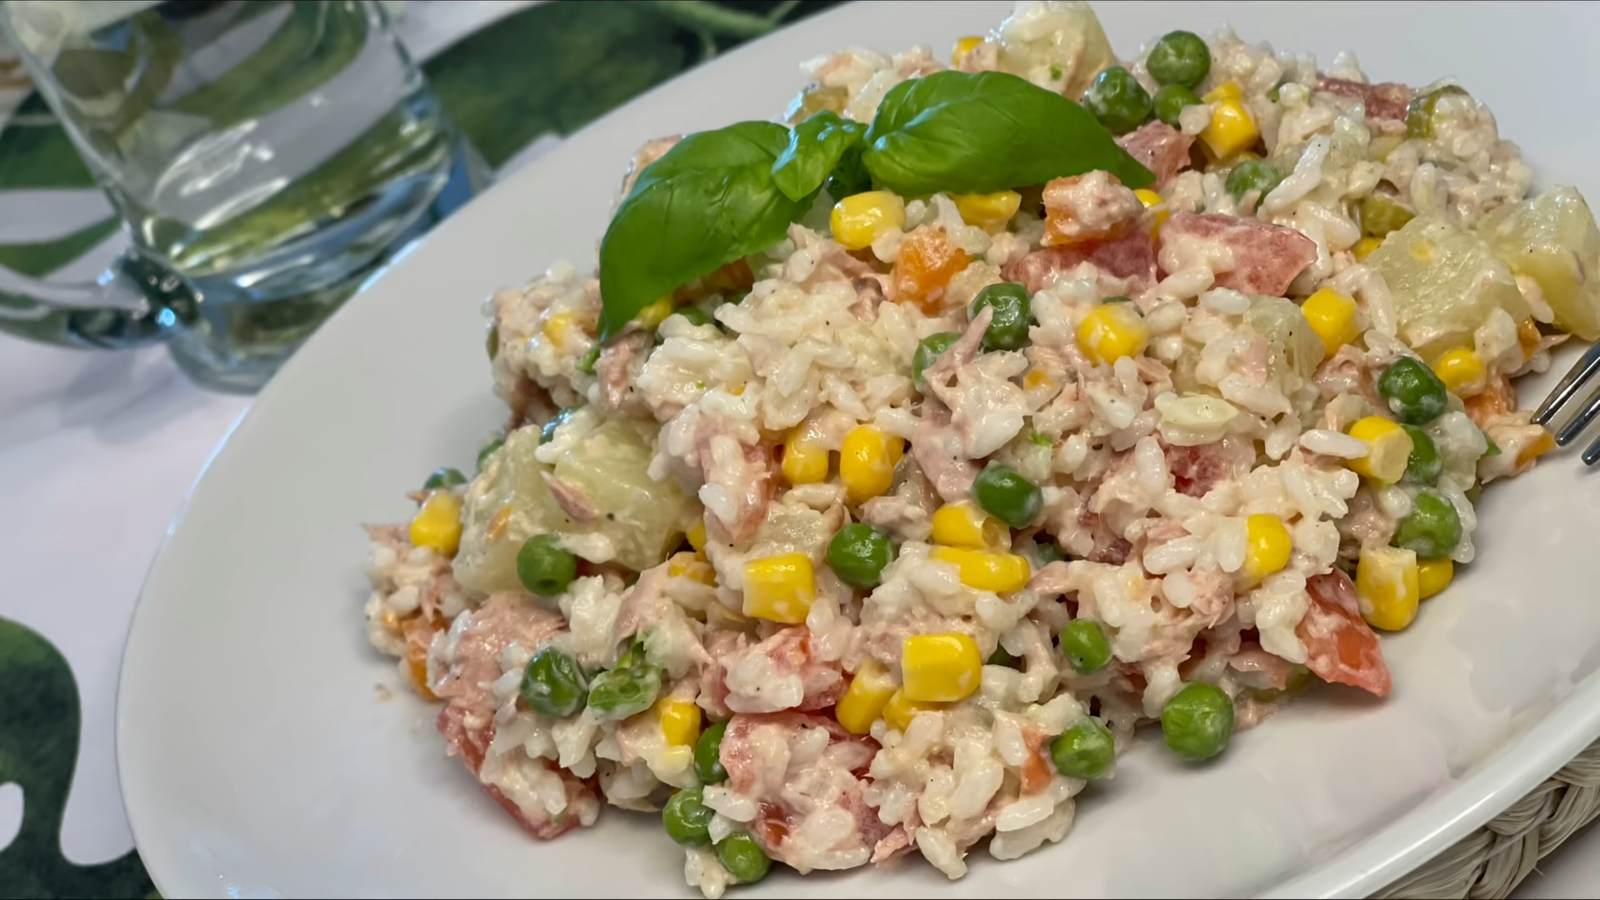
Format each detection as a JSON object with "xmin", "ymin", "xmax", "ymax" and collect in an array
[{"xmin": 1533, "ymin": 342, "xmax": 1600, "ymax": 465}]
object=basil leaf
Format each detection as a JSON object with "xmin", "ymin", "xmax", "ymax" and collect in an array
[
  {"xmin": 598, "ymin": 121, "xmax": 808, "ymax": 341},
  {"xmin": 862, "ymin": 70, "xmax": 1155, "ymax": 196},
  {"xmin": 771, "ymin": 111, "xmax": 865, "ymax": 203}
]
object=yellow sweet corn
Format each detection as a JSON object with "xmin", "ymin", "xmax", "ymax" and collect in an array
[
  {"xmin": 636, "ymin": 297, "xmax": 675, "ymax": 329},
  {"xmin": 1346, "ymin": 416, "xmax": 1414, "ymax": 483},
  {"xmin": 1023, "ymin": 369, "xmax": 1057, "ymax": 392},
  {"xmin": 953, "ymin": 190, "xmax": 1022, "ymax": 232},
  {"xmin": 1432, "ymin": 348, "xmax": 1487, "ymax": 397},
  {"xmin": 951, "ymin": 35, "xmax": 983, "ymax": 67},
  {"xmin": 541, "ymin": 311, "xmax": 579, "ymax": 349},
  {"xmin": 668, "ymin": 551, "xmax": 717, "ymax": 586},
  {"xmin": 1352, "ymin": 236, "xmax": 1384, "ymax": 260},
  {"xmin": 1134, "ymin": 188, "xmax": 1170, "ymax": 235},
  {"xmin": 656, "ymin": 696, "xmax": 702, "ymax": 747},
  {"xmin": 1200, "ymin": 98, "xmax": 1259, "ymax": 160},
  {"xmin": 929, "ymin": 546, "xmax": 1031, "ymax": 594},
  {"xmin": 835, "ymin": 659, "xmax": 898, "ymax": 735},
  {"xmin": 882, "ymin": 689, "xmax": 946, "ymax": 732},
  {"xmin": 1417, "ymin": 557, "xmax": 1454, "ymax": 601},
  {"xmin": 840, "ymin": 425, "xmax": 902, "ymax": 504},
  {"xmin": 901, "ymin": 633, "xmax": 983, "ymax": 702},
  {"xmin": 1203, "ymin": 81, "xmax": 1244, "ymax": 104},
  {"xmin": 782, "ymin": 428, "xmax": 831, "ymax": 485},
  {"xmin": 410, "ymin": 491, "xmax": 463, "ymax": 557},
  {"xmin": 1077, "ymin": 302, "xmax": 1151, "ymax": 366},
  {"xmin": 687, "ymin": 519, "xmax": 708, "ymax": 554},
  {"xmin": 930, "ymin": 501, "xmax": 1010, "ymax": 550},
  {"xmin": 830, "ymin": 191, "xmax": 906, "ymax": 251},
  {"xmin": 1300, "ymin": 288, "xmax": 1361, "ymax": 360},
  {"xmin": 1243, "ymin": 514, "xmax": 1293, "ymax": 580},
  {"xmin": 742, "ymin": 553, "xmax": 816, "ymax": 624},
  {"xmin": 1356, "ymin": 545, "xmax": 1421, "ymax": 631}
]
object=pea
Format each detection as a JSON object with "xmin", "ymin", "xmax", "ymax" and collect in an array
[
  {"xmin": 476, "ymin": 437, "xmax": 504, "ymax": 473},
  {"xmin": 1060, "ymin": 618, "xmax": 1112, "ymax": 674},
  {"xmin": 586, "ymin": 659, "xmax": 662, "ymax": 720},
  {"xmin": 972, "ymin": 461, "xmax": 1043, "ymax": 529},
  {"xmin": 1225, "ymin": 159, "xmax": 1282, "ymax": 204},
  {"xmin": 1153, "ymin": 83, "xmax": 1200, "ymax": 128},
  {"xmin": 1393, "ymin": 488, "xmax": 1462, "ymax": 559},
  {"xmin": 1378, "ymin": 357, "xmax": 1449, "ymax": 425},
  {"xmin": 663, "ymin": 787, "xmax": 716, "ymax": 846},
  {"xmin": 970, "ymin": 282, "xmax": 1032, "ymax": 352},
  {"xmin": 674, "ymin": 306, "xmax": 713, "ymax": 328},
  {"xmin": 827, "ymin": 523, "xmax": 896, "ymax": 590},
  {"xmin": 1360, "ymin": 194, "xmax": 1415, "ymax": 238},
  {"xmin": 520, "ymin": 647, "xmax": 589, "ymax": 717},
  {"xmin": 1161, "ymin": 681, "xmax": 1235, "ymax": 762},
  {"xmin": 1146, "ymin": 30, "xmax": 1211, "ymax": 88},
  {"xmin": 423, "ymin": 467, "xmax": 467, "ymax": 490},
  {"xmin": 715, "ymin": 832, "xmax": 772, "ymax": 884},
  {"xmin": 486, "ymin": 323, "xmax": 500, "ymax": 361},
  {"xmin": 517, "ymin": 534, "xmax": 578, "ymax": 596},
  {"xmin": 987, "ymin": 646, "xmax": 1020, "ymax": 668},
  {"xmin": 695, "ymin": 720, "xmax": 729, "ymax": 784},
  {"xmin": 1035, "ymin": 543, "xmax": 1066, "ymax": 565},
  {"xmin": 1050, "ymin": 716, "xmax": 1116, "ymax": 779},
  {"xmin": 1406, "ymin": 84, "xmax": 1468, "ymax": 139},
  {"xmin": 540, "ymin": 407, "xmax": 577, "ymax": 445},
  {"xmin": 912, "ymin": 331, "xmax": 962, "ymax": 391},
  {"xmin": 576, "ymin": 345, "xmax": 600, "ymax": 376},
  {"xmin": 1401, "ymin": 425, "xmax": 1442, "ymax": 485},
  {"xmin": 1082, "ymin": 66, "xmax": 1153, "ymax": 135}
]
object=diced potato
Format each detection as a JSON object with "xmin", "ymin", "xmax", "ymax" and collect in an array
[
  {"xmin": 1368, "ymin": 217, "xmax": 1530, "ymax": 359},
  {"xmin": 995, "ymin": 0, "xmax": 1116, "ymax": 98},
  {"xmin": 1476, "ymin": 186, "xmax": 1600, "ymax": 341},
  {"xmin": 1245, "ymin": 295, "xmax": 1325, "ymax": 382}
]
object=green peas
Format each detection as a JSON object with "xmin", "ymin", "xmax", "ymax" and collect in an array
[
  {"xmin": 674, "ymin": 306, "xmax": 713, "ymax": 328},
  {"xmin": 1406, "ymin": 85, "xmax": 1468, "ymax": 139},
  {"xmin": 1034, "ymin": 543, "xmax": 1066, "ymax": 565},
  {"xmin": 1393, "ymin": 488, "xmax": 1463, "ymax": 559},
  {"xmin": 1146, "ymin": 30, "xmax": 1211, "ymax": 88},
  {"xmin": 517, "ymin": 534, "xmax": 578, "ymax": 596},
  {"xmin": 541, "ymin": 406, "xmax": 578, "ymax": 445},
  {"xmin": 1359, "ymin": 194, "xmax": 1415, "ymax": 239},
  {"xmin": 1153, "ymin": 84, "xmax": 1200, "ymax": 128},
  {"xmin": 576, "ymin": 345, "xmax": 600, "ymax": 375},
  {"xmin": 1225, "ymin": 159, "xmax": 1283, "ymax": 204},
  {"xmin": 972, "ymin": 461, "xmax": 1043, "ymax": 529},
  {"xmin": 1050, "ymin": 716, "xmax": 1116, "ymax": 779},
  {"xmin": 663, "ymin": 787, "xmax": 716, "ymax": 846},
  {"xmin": 715, "ymin": 832, "xmax": 772, "ymax": 884},
  {"xmin": 912, "ymin": 331, "xmax": 962, "ymax": 391},
  {"xmin": 1161, "ymin": 681, "xmax": 1235, "ymax": 762},
  {"xmin": 695, "ymin": 720, "xmax": 729, "ymax": 784},
  {"xmin": 987, "ymin": 646, "xmax": 1021, "ymax": 668},
  {"xmin": 970, "ymin": 282, "xmax": 1033, "ymax": 352},
  {"xmin": 520, "ymin": 647, "xmax": 589, "ymax": 718},
  {"xmin": 1060, "ymin": 618, "xmax": 1112, "ymax": 674},
  {"xmin": 1082, "ymin": 66, "xmax": 1153, "ymax": 135},
  {"xmin": 476, "ymin": 437, "xmax": 504, "ymax": 473},
  {"xmin": 586, "ymin": 652, "xmax": 662, "ymax": 721},
  {"xmin": 487, "ymin": 323, "xmax": 500, "ymax": 361},
  {"xmin": 1401, "ymin": 425, "xmax": 1442, "ymax": 485},
  {"xmin": 827, "ymin": 523, "xmax": 896, "ymax": 590},
  {"xmin": 1378, "ymin": 357, "xmax": 1449, "ymax": 425},
  {"xmin": 423, "ymin": 467, "xmax": 467, "ymax": 490}
]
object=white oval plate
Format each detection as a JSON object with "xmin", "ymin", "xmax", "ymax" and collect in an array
[{"xmin": 119, "ymin": 2, "xmax": 1600, "ymax": 897}]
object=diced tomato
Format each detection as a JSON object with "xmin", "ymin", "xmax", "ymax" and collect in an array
[{"xmin": 1297, "ymin": 570, "xmax": 1392, "ymax": 697}]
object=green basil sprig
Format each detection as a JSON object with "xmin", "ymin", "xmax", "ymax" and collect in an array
[{"xmin": 771, "ymin": 110, "xmax": 866, "ymax": 203}]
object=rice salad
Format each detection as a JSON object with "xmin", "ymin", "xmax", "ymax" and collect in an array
[{"xmin": 360, "ymin": 3, "xmax": 1600, "ymax": 895}]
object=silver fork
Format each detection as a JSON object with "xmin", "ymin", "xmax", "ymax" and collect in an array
[{"xmin": 1533, "ymin": 342, "xmax": 1600, "ymax": 465}]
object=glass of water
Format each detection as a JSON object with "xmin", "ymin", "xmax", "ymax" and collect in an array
[{"xmin": 0, "ymin": 0, "xmax": 487, "ymax": 392}]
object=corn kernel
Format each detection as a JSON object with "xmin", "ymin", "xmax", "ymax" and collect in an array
[
  {"xmin": 1200, "ymin": 98, "xmax": 1260, "ymax": 160},
  {"xmin": 1352, "ymin": 236, "xmax": 1384, "ymax": 260},
  {"xmin": 1023, "ymin": 369, "xmax": 1057, "ymax": 392},
  {"xmin": 668, "ymin": 551, "xmax": 717, "ymax": 586},
  {"xmin": 656, "ymin": 697, "xmax": 702, "ymax": 747},
  {"xmin": 409, "ymin": 491, "xmax": 463, "ymax": 557},
  {"xmin": 1432, "ymin": 348, "xmax": 1487, "ymax": 397},
  {"xmin": 1417, "ymin": 557, "xmax": 1454, "ymax": 601},
  {"xmin": 742, "ymin": 553, "xmax": 816, "ymax": 624},
  {"xmin": 1518, "ymin": 317, "xmax": 1542, "ymax": 360},
  {"xmin": 836, "ymin": 659, "xmax": 899, "ymax": 735},
  {"xmin": 1346, "ymin": 416, "xmax": 1414, "ymax": 483},
  {"xmin": 951, "ymin": 35, "xmax": 983, "ymax": 67},
  {"xmin": 840, "ymin": 425, "xmax": 901, "ymax": 504},
  {"xmin": 931, "ymin": 501, "xmax": 1010, "ymax": 550},
  {"xmin": 686, "ymin": 519, "xmax": 707, "ymax": 554},
  {"xmin": 1357, "ymin": 545, "xmax": 1421, "ymax": 631},
  {"xmin": 782, "ymin": 428, "xmax": 831, "ymax": 485},
  {"xmin": 929, "ymin": 546, "xmax": 1031, "ymax": 594},
  {"xmin": 901, "ymin": 633, "xmax": 984, "ymax": 702},
  {"xmin": 1203, "ymin": 81, "xmax": 1244, "ymax": 104},
  {"xmin": 541, "ymin": 311, "xmax": 578, "ymax": 348},
  {"xmin": 636, "ymin": 297, "xmax": 675, "ymax": 329},
  {"xmin": 1300, "ymin": 288, "xmax": 1361, "ymax": 360},
  {"xmin": 830, "ymin": 191, "xmax": 906, "ymax": 251},
  {"xmin": 1134, "ymin": 188, "xmax": 1170, "ymax": 235},
  {"xmin": 1243, "ymin": 514, "xmax": 1293, "ymax": 580},
  {"xmin": 953, "ymin": 190, "xmax": 1022, "ymax": 232},
  {"xmin": 882, "ymin": 689, "xmax": 946, "ymax": 732},
  {"xmin": 1077, "ymin": 302, "xmax": 1151, "ymax": 366}
]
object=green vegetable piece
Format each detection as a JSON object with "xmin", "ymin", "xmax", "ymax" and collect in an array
[
  {"xmin": 987, "ymin": 646, "xmax": 1021, "ymax": 668},
  {"xmin": 862, "ymin": 70, "xmax": 1154, "ymax": 196},
  {"xmin": 1103, "ymin": 295, "xmax": 1134, "ymax": 304},
  {"xmin": 715, "ymin": 832, "xmax": 772, "ymax": 884},
  {"xmin": 826, "ymin": 523, "xmax": 896, "ymax": 590},
  {"xmin": 674, "ymin": 306, "xmax": 713, "ymax": 328},
  {"xmin": 1029, "ymin": 431, "xmax": 1054, "ymax": 446},
  {"xmin": 1406, "ymin": 84, "xmax": 1469, "ymax": 140},
  {"xmin": 695, "ymin": 720, "xmax": 729, "ymax": 784},
  {"xmin": 587, "ymin": 658, "xmax": 663, "ymax": 721},
  {"xmin": 1161, "ymin": 682, "xmax": 1235, "ymax": 762},
  {"xmin": 1082, "ymin": 66, "xmax": 1154, "ymax": 135},
  {"xmin": 913, "ymin": 331, "xmax": 962, "ymax": 391},
  {"xmin": 972, "ymin": 461, "xmax": 1043, "ymax": 528},
  {"xmin": 520, "ymin": 647, "xmax": 589, "ymax": 718},
  {"xmin": 517, "ymin": 534, "xmax": 578, "ymax": 596},
  {"xmin": 576, "ymin": 346, "xmax": 600, "ymax": 375},
  {"xmin": 1035, "ymin": 543, "xmax": 1066, "ymax": 565},
  {"xmin": 1401, "ymin": 425, "xmax": 1443, "ymax": 485},
  {"xmin": 1482, "ymin": 429, "xmax": 1502, "ymax": 457},
  {"xmin": 771, "ymin": 110, "xmax": 866, "ymax": 203},
  {"xmin": 423, "ymin": 467, "xmax": 467, "ymax": 490},
  {"xmin": 1393, "ymin": 488, "xmax": 1463, "ymax": 559},
  {"xmin": 1061, "ymin": 618, "xmax": 1113, "ymax": 674},
  {"xmin": 1225, "ymin": 159, "xmax": 1283, "ymax": 204},
  {"xmin": 1378, "ymin": 357, "xmax": 1449, "ymax": 425},
  {"xmin": 1146, "ymin": 30, "xmax": 1211, "ymax": 88},
  {"xmin": 1267, "ymin": 82, "xmax": 1283, "ymax": 103},
  {"xmin": 1154, "ymin": 84, "xmax": 1200, "ymax": 127},
  {"xmin": 541, "ymin": 407, "xmax": 578, "ymax": 445},
  {"xmin": 1360, "ymin": 194, "xmax": 1415, "ymax": 238},
  {"xmin": 1050, "ymin": 716, "xmax": 1116, "ymax": 779},
  {"xmin": 663, "ymin": 787, "xmax": 716, "ymax": 846},
  {"xmin": 826, "ymin": 144, "xmax": 872, "ymax": 199},
  {"xmin": 486, "ymin": 323, "xmax": 500, "ymax": 361},
  {"xmin": 970, "ymin": 281, "xmax": 1033, "ymax": 352},
  {"xmin": 476, "ymin": 437, "xmax": 504, "ymax": 473}
]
